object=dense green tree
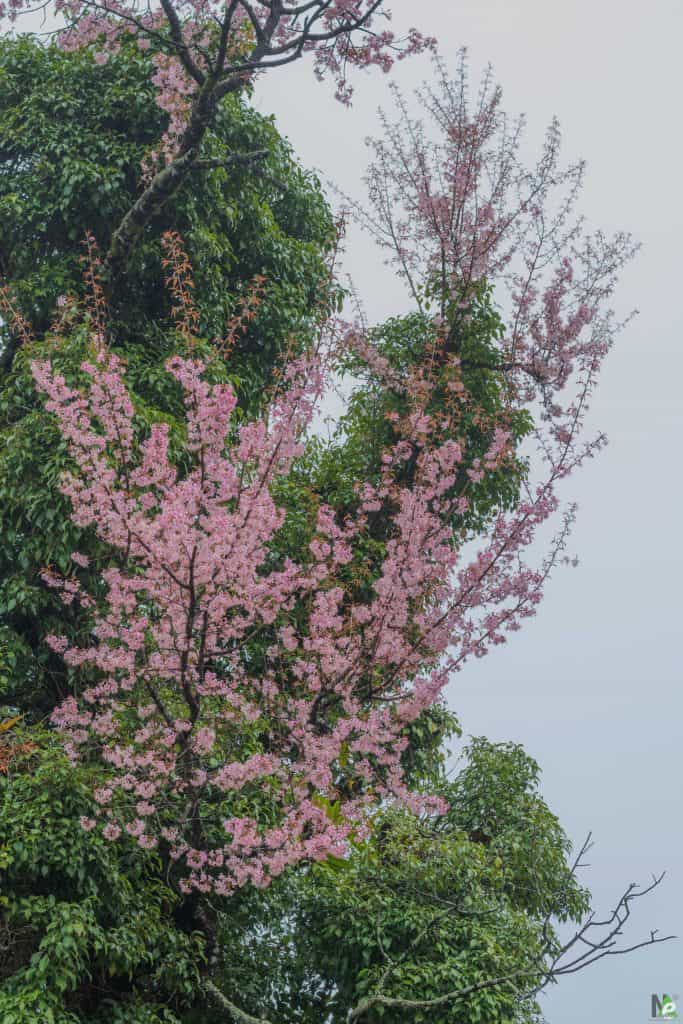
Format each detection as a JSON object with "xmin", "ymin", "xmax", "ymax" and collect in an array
[
  {"xmin": 214, "ymin": 738, "xmax": 590, "ymax": 1023},
  {"xmin": 0, "ymin": 723, "xmax": 204, "ymax": 1023},
  {"xmin": 0, "ymin": 35, "xmax": 335, "ymax": 390}
]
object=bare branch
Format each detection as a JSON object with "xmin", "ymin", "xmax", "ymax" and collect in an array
[
  {"xmin": 347, "ymin": 839, "xmax": 675, "ymax": 1022},
  {"xmin": 159, "ymin": 0, "xmax": 205, "ymax": 84}
]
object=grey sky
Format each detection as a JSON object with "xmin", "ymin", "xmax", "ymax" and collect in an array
[{"xmin": 255, "ymin": 1, "xmax": 682, "ymax": 1021}]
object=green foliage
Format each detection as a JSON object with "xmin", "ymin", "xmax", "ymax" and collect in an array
[
  {"xmin": 305, "ymin": 287, "xmax": 533, "ymax": 542},
  {"xmin": 0, "ymin": 35, "xmax": 336, "ymax": 399},
  {"xmin": 215, "ymin": 739, "xmax": 589, "ymax": 1023},
  {"xmin": 0, "ymin": 725, "xmax": 204, "ymax": 1023},
  {"xmin": 0, "ymin": 335, "xmax": 81, "ymax": 713}
]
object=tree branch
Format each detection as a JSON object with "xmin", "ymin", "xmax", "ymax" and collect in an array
[
  {"xmin": 191, "ymin": 148, "xmax": 269, "ymax": 171},
  {"xmin": 348, "ymin": 844, "xmax": 675, "ymax": 1022},
  {"xmin": 205, "ymin": 979, "xmax": 275, "ymax": 1024},
  {"xmin": 159, "ymin": 0, "xmax": 205, "ymax": 84},
  {"xmin": 349, "ymin": 968, "xmax": 539, "ymax": 1020},
  {"xmin": 108, "ymin": 147, "xmax": 200, "ymax": 271},
  {"xmin": 104, "ymin": 0, "xmax": 398, "ymax": 270}
]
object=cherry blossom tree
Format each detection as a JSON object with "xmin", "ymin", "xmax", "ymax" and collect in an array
[
  {"xmin": 32, "ymin": 319, "xmax": 517, "ymax": 895},
  {"xmin": 32, "ymin": 49, "xmax": 638, "ymax": 893},
  {"xmin": 25, "ymin": 51, "xmax": 664, "ymax": 1022},
  {"xmin": 31, "ymin": 41, "xmax": 637, "ymax": 886},
  {"xmin": 343, "ymin": 52, "xmax": 638, "ymax": 473}
]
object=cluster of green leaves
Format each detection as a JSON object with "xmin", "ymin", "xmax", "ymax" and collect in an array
[
  {"xmin": 0, "ymin": 332, "xmax": 85, "ymax": 714},
  {"xmin": 320, "ymin": 286, "xmax": 532, "ymax": 536},
  {"xmin": 215, "ymin": 739, "xmax": 589, "ymax": 1023},
  {"xmin": 0, "ymin": 35, "xmax": 336, "ymax": 399},
  {"xmin": 0, "ymin": 725, "xmax": 205, "ymax": 1024}
]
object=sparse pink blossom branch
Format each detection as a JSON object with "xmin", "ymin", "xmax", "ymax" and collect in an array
[
  {"xmin": 342, "ymin": 50, "xmax": 638, "ymax": 472},
  {"xmin": 3, "ymin": 0, "xmax": 435, "ymax": 269}
]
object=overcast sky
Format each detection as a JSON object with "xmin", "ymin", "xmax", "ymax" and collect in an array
[{"xmin": 255, "ymin": 2, "xmax": 682, "ymax": 1021}]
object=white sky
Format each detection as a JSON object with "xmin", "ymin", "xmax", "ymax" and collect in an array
[{"xmin": 255, "ymin": 2, "xmax": 682, "ymax": 1021}]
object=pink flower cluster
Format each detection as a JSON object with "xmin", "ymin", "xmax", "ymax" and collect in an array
[
  {"xmin": 3, "ymin": 0, "xmax": 434, "ymax": 167},
  {"xmin": 32, "ymin": 319, "xmax": 556, "ymax": 894},
  {"xmin": 347, "ymin": 51, "xmax": 637, "ymax": 478}
]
